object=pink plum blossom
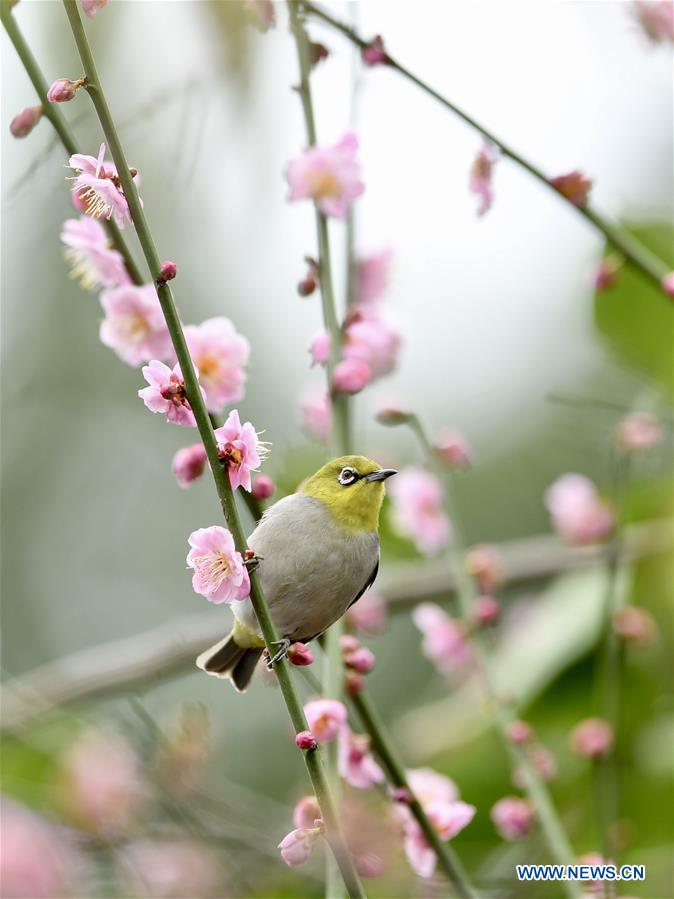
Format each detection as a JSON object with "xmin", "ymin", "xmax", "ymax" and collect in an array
[
  {"xmin": 286, "ymin": 132, "xmax": 365, "ymax": 219},
  {"xmin": 402, "ymin": 802, "xmax": 476, "ymax": 878},
  {"xmin": 388, "ymin": 467, "xmax": 451, "ymax": 555},
  {"xmin": 69, "ymin": 143, "xmax": 138, "ymax": 228},
  {"xmin": 406, "ymin": 767, "xmax": 459, "ymax": 807},
  {"xmin": 309, "ymin": 330, "xmax": 331, "ymax": 366},
  {"xmin": 99, "ymin": 283, "xmax": 172, "ymax": 365},
  {"xmin": 343, "ymin": 314, "xmax": 400, "ymax": 379},
  {"xmin": 338, "ymin": 727, "xmax": 385, "ymax": 789},
  {"xmin": 0, "ymin": 799, "xmax": 77, "ymax": 898},
  {"xmin": 333, "ymin": 358, "xmax": 372, "ymax": 394},
  {"xmin": 213, "ymin": 409, "xmax": 267, "ymax": 492},
  {"xmin": 345, "ymin": 591, "xmax": 388, "ymax": 634},
  {"xmin": 544, "ymin": 474, "xmax": 614, "ymax": 545},
  {"xmin": 81, "ymin": 0, "xmax": 108, "ymax": 17},
  {"xmin": 47, "ymin": 78, "xmax": 82, "ymax": 103},
  {"xmin": 633, "ymin": 0, "xmax": 674, "ymax": 42},
  {"xmin": 550, "ymin": 170, "xmax": 593, "ymax": 207},
  {"xmin": 278, "ymin": 827, "xmax": 321, "ymax": 868},
  {"xmin": 183, "ymin": 318, "xmax": 249, "ymax": 413},
  {"xmin": 569, "ymin": 718, "xmax": 614, "ymax": 758},
  {"xmin": 435, "ymin": 430, "xmax": 472, "ymax": 470},
  {"xmin": 357, "ymin": 249, "xmax": 393, "ymax": 305},
  {"xmin": 303, "ymin": 699, "xmax": 347, "ymax": 743},
  {"xmin": 343, "ymin": 646, "xmax": 375, "ymax": 675},
  {"xmin": 300, "ymin": 388, "xmax": 331, "ymax": 442},
  {"xmin": 139, "ymin": 361, "xmax": 202, "ymax": 427},
  {"xmin": 172, "ymin": 443, "xmax": 208, "ymax": 488},
  {"xmin": 186, "ymin": 526, "xmax": 250, "ymax": 604},
  {"xmin": 59, "ymin": 728, "xmax": 144, "ymax": 840},
  {"xmin": 61, "ymin": 216, "xmax": 130, "ymax": 290},
  {"xmin": 615, "ymin": 411, "xmax": 662, "ymax": 452},
  {"xmin": 9, "ymin": 105, "xmax": 42, "ymax": 139},
  {"xmin": 293, "ymin": 796, "xmax": 321, "ymax": 829},
  {"xmin": 469, "ymin": 143, "xmax": 498, "ymax": 216},
  {"xmin": 412, "ymin": 603, "xmax": 471, "ymax": 674},
  {"xmin": 490, "ymin": 796, "xmax": 535, "ymax": 840},
  {"xmin": 120, "ymin": 839, "xmax": 223, "ymax": 898}
]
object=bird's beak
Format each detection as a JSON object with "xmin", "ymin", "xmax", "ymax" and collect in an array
[{"xmin": 364, "ymin": 468, "xmax": 398, "ymax": 482}]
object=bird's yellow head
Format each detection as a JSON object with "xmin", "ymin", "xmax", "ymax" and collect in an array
[{"xmin": 300, "ymin": 455, "xmax": 397, "ymax": 532}]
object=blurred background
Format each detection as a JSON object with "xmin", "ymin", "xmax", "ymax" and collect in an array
[{"xmin": 1, "ymin": 1, "xmax": 672, "ymax": 897}]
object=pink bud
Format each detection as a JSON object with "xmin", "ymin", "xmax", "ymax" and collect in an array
[
  {"xmin": 549, "ymin": 170, "xmax": 593, "ymax": 207},
  {"xmin": 506, "ymin": 720, "xmax": 534, "ymax": 744},
  {"xmin": 293, "ymin": 795, "xmax": 321, "ymax": 829},
  {"xmin": 491, "ymin": 796, "xmax": 535, "ymax": 841},
  {"xmin": 278, "ymin": 827, "xmax": 315, "ymax": 867},
  {"xmin": 390, "ymin": 786, "xmax": 412, "ymax": 804},
  {"xmin": 339, "ymin": 634, "xmax": 360, "ymax": 655},
  {"xmin": 47, "ymin": 78, "xmax": 81, "ymax": 104},
  {"xmin": 465, "ymin": 544, "xmax": 503, "ymax": 592},
  {"xmin": 310, "ymin": 42, "xmax": 330, "ymax": 67},
  {"xmin": 344, "ymin": 646, "xmax": 375, "ymax": 674},
  {"xmin": 295, "ymin": 731, "xmax": 318, "ymax": 751},
  {"xmin": 344, "ymin": 671, "xmax": 365, "ymax": 695},
  {"xmin": 172, "ymin": 443, "xmax": 208, "ymax": 489},
  {"xmin": 158, "ymin": 260, "xmax": 177, "ymax": 282},
  {"xmin": 570, "ymin": 717, "xmax": 614, "ymax": 759},
  {"xmin": 662, "ymin": 272, "xmax": 674, "ymax": 297},
  {"xmin": 9, "ymin": 105, "xmax": 42, "ymax": 138},
  {"xmin": 297, "ymin": 275, "xmax": 317, "ymax": 297},
  {"xmin": 474, "ymin": 595, "xmax": 500, "ymax": 626},
  {"xmin": 613, "ymin": 606, "xmax": 656, "ymax": 644},
  {"xmin": 362, "ymin": 35, "xmax": 389, "ymax": 66},
  {"xmin": 288, "ymin": 642, "xmax": 315, "ymax": 667},
  {"xmin": 333, "ymin": 358, "xmax": 372, "ymax": 395},
  {"xmin": 252, "ymin": 474, "xmax": 275, "ymax": 500},
  {"xmin": 435, "ymin": 431, "xmax": 472, "ymax": 470}
]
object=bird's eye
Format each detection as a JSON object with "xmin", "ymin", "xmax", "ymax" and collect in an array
[{"xmin": 338, "ymin": 467, "xmax": 359, "ymax": 486}]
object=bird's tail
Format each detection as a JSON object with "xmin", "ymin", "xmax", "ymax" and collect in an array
[{"xmin": 196, "ymin": 633, "xmax": 263, "ymax": 693}]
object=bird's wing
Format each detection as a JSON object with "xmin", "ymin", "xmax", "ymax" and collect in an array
[{"xmin": 347, "ymin": 556, "xmax": 379, "ymax": 610}]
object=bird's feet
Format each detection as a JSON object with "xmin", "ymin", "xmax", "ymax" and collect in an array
[
  {"xmin": 265, "ymin": 637, "xmax": 291, "ymax": 669},
  {"xmin": 243, "ymin": 549, "xmax": 263, "ymax": 573}
]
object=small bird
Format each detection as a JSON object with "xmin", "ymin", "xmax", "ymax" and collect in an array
[{"xmin": 196, "ymin": 455, "xmax": 397, "ymax": 692}]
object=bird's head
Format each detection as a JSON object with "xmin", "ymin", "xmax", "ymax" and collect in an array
[{"xmin": 300, "ymin": 455, "xmax": 397, "ymax": 532}]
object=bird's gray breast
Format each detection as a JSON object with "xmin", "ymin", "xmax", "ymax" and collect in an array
[{"xmin": 235, "ymin": 494, "xmax": 379, "ymax": 641}]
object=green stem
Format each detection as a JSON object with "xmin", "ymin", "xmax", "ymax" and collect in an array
[
  {"xmin": 351, "ymin": 690, "xmax": 477, "ymax": 899},
  {"xmin": 61, "ymin": 4, "xmax": 364, "ymax": 895},
  {"xmin": 0, "ymin": 3, "xmax": 144, "ymax": 287},
  {"xmin": 299, "ymin": 0, "xmax": 671, "ymax": 294},
  {"xmin": 407, "ymin": 415, "xmax": 581, "ymax": 898}
]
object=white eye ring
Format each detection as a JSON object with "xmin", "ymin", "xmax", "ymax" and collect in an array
[{"xmin": 338, "ymin": 467, "xmax": 358, "ymax": 485}]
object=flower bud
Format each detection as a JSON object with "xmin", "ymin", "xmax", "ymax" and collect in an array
[
  {"xmin": 293, "ymin": 795, "xmax": 321, "ymax": 829},
  {"xmin": 252, "ymin": 474, "xmax": 275, "ymax": 500},
  {"xmin": 549, "ymin": 170, "xmax": 592, "ymax": 207},
  {"xmin": 344, "ymin": 646, "xmax": 375, "ymax": 674},
  {"xmin": 339, "ymin": 634, "xmax": 360, "ymax": 654},
  {"xmin": 375, "ymin": 405, "xmax": 412, "ymax": 426},
  {"xmin": 310, "ymin": 42, "xmax": 330, "ymax": 68},
  {"xmin": 295, "ymin": 731, "xmax": 318, "ymax": 751},
  {"xmin": 662, "ymin": 272, "xmax": 674, "ymax": 297},
  {"xmin": 570, "ymin": 717, "xmax": 614, "ymax": 759},
  {"xmin": 333, "ymin": 358, "xmax": 372, "ymax": 395},
  {"xmin": 465, "ymin": 544, "xmax": 503, "ymax": 592},
  {"xmin": 474, "ymin": 595, "xmax": 500, "ymax": 626},
  {"xmin": 81, "ymin": 0, "xmax": 108, "ymax": 16},
  {"xmin": 344, "ymin": 671, "xmax": 365, "ymax": 695},
  {"xmin": 491, "ymin": 796, "xmax": 535, "ymax": 841},
  {"xmin": 288, "ymin": 642, "xmax": 315, "ymax": 667},
  {"xmin": 158, "ymin": 260, "xmax": 177, "ymax": 282},
  {"xmin": 613, "ymin": 606, "xmax": 656, "ymax": 644},
  {"xmin": 390, "ymin": 786, "xmax": 412, "ymax": 804},
  {"xmin": 297, "ymin": 275, "xmax": 317, "ymax": 297},
  {"xmin": 505, "ymin": 720, "xmax": 534, "ymax": 745},
  {"xmin": 47, "ymin": 78, "xmax": 82, "ymax": 104},
  {"xmin": 9, "ymin": 105, "xmax": 42, "ymax": 138},
  {"xmin": 435, "ymin": 431, "xmax": 472, "ymax": 470},
  {"xmin": 172, "ymin": 444, "xmax": 208, "ymax": 489},
  {"xmin": 362, "ymin": 35, "xmax": 388, "ymax": 66}
]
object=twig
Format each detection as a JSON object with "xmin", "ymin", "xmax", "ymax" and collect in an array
[
  {"xmin": 298, "ymin": 0, "xmax": 671, "ymax": 296},
  {"xmin": 57, "ymin": 4, "xmax": 365, "ymax": 894},
  {"xmin": 0, "ymin": 4, "xmax": 144, "ymax": 287},
  {"xmin": 403, "ymin": 414, "xmax": 582, "ymax": 898}
]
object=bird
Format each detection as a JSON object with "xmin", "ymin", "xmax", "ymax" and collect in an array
[{"xmin": 196, "ymin": 455, "xmax": 397, "ymax": 692}]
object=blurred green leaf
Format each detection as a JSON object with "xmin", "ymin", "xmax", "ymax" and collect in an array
[{"xmin": 594, "ymin": 223, "xmax": 674, "ymax": 394}]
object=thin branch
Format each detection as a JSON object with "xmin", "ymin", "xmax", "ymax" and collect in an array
[
  {"xmin": 0, "ymin": 4, "xmax": 144, "ymax": 286},
  {"xmin": 404, "ymin": 414, "xmax": 582, "ymax": 898},
  {"xmin": 57, "ymin": 4, "xmax": 365, "ymax": 894},
  {"xmin": 299, "ymin": 0, "xmax": 671, "ymax": 296},
  {"xmin": 2, "ymin": 520, "xmax": 667, "ymax": 734}
]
